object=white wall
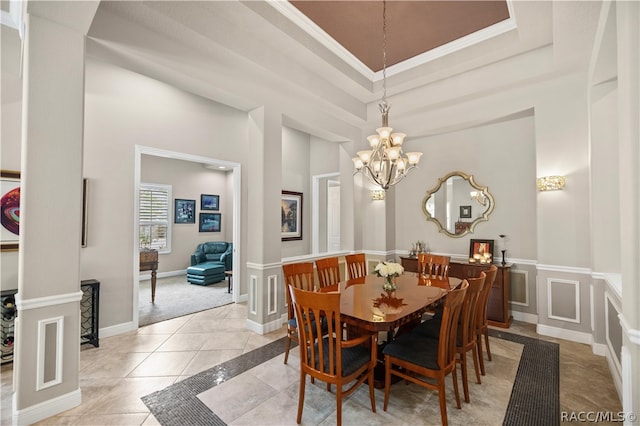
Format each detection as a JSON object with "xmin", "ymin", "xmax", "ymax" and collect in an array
[
  {"xmin": 140, "ymin": 155, "xmax": 232, "ymax": 273},
  {"xmin": 0, "ymin": 26, "xmax": 23, "ymax": 292},
  {"xmin": 81, "ymin": 59, "xmax": 249, "ymax": 329},
  {"xmin": 281, "ymin": 126, "xmax": 311, "ymax": 258},
  {"xmin": 590, "ymin": 82, "xmax": 620, "ymax": 273},
  {"xmin": 393, "ymin": 114, "xmax": 537, "ymax": 261}
]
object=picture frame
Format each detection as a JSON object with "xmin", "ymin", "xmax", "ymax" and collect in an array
[
  {"xmin": 281, "ymin": 190, "xmax": 303, "ymax": 241},
  {"xmin": 174, "ymin": 199, "xmax": 196, "ymax": 224},
  {"xmin": 1, "ymin": 170, "xmax": 20, "ymax": 252},
  {"xmin": 469, "ymin": 239, "xmax": 494, "ymax": 262},
  {"xmin": 201, "ymin": 194, "xmax": 219, "ymax": 211},
  {"xmin": 199, "ymin": 212, "xmax": 221, "ymax": 232},
  {"xmin": 460, "ymin": 205, "xmax": 472, "ymax": 219}
]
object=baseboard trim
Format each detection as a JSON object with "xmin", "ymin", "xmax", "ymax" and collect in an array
[
  {"xmin": 592, "ymin": 342, "xmax": 608, "ymax": 356},
  {"xmin": 100, "ymin": 320, "xmax": 136, "ymax": 339},
  {"xmin": 536, "ymin": 323, "xmax": 593, "ymax": 345},
  {"xmin": 512, "ymin": 311, "xmax": 538, "ymax": 324},
  {"xmin": 13, "ymin": 388, "xmax": 81, "ymax": 425},
  {"xmin": 245, "ymin": 317, "xmax": 282, "ymax": 335}
]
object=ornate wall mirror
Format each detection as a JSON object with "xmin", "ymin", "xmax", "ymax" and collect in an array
[{"xmin": 421, "ymin": 171, "xmax": 495, "ymax": 238}]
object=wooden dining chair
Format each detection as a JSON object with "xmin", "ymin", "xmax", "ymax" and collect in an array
[
  {"xmin": 412, "ymin": 272, "xmax": 484, "ymax": 403},
  {"xmin": 455, "ymin": 272, "xmax": 485, "ymax": 402},
  {"xmin": 282, "ymin": 262, "xmax": 316, "ymax": 364},
  {"xmin": 315, "ymin": 256, "xmax": 341, "ymax": 288},
  {"xmin": 476, "ymin": 264, "xmax": 498, "ymax": 375},
  {"xmin": 383, "ymin": 280, "xmax": 468, "ymax": 426},
  {"xmin": 345, "ymin": 253, "xmax": 367, "ymax": 279},
  {"xmin": 289, "ymin": 285, "xmax": 377, "ymax": 426},
  {"xmin": 418, "ymin": 253, "xmax": 451, "ymax": 280}
]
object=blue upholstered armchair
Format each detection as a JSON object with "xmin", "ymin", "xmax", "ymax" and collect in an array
[{"xmin": 187, "ymin": 242, "xmax": 233, "ymax": 285}]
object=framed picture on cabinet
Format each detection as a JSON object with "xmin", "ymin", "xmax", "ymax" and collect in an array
[
  {"xmin": 281, "ymin": 190, "xmax": 302, "ymax": 241},
  {"xmin": 201, "ymin": 194, "xmax": 219, "ymax": 211},
  {"xmin": 469, "ymin": 239, "xmax": 494, "ymax": 262}
]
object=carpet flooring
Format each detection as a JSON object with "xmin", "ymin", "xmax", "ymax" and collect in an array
[
  {"xmin": 142, "ymin": 329, "xmax": 559, "ymax": 425},
  {"xmin": 139, "ymin": 276, "xmax": 232, "ymax": 327}
]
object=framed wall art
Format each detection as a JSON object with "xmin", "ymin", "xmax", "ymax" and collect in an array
[
  {"xmin": 174, "ymin": 199, "xmax": 196, "ymax": 223},
  {"xmin": 199, "ymin": 212, "xmax": 221, "ymax": 232},
  {"xmin": 281, "ymin": 190, "xmax": 302, "ymax": 241},
  {"xmin": 1, "ymin": 170, "xmax": 20, "ymax": 252},
  {"xmin": 201, "ymin": 194, "xmax": 219, "ymax": 211}
]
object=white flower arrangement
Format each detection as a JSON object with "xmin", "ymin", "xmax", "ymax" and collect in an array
[
  {"xmin": 374, "ymin": 261, "xmax": 404, "ymax": 278},
  {"xmin": 374, "ymin": 261, "xmax": 404, "ymax": 292}
]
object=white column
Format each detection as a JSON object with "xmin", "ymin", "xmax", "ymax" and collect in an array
[
  {"xmin": 245, "ymin": 106, "xmax": 284, "ymax": 334},
  {"xmin": 13, "ymin": 3, "xmax": 97, "ymax": 423},
  {"xmin": 616, "ymin": 0, "xmax": 640, "ymax": 418}
]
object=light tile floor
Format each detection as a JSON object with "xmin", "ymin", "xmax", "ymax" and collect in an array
[{"xmin": 0, "ymin": 302, "xmax": 622, "ymax": 425}]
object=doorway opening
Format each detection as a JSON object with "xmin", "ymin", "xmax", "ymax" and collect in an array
[
  {"xmin": 134, "ymin": 145, "xmax": 241, "ymax": 328},
  {"xmin": 312, "ymin": 172, "xmax": 340, "ymax": 254}
]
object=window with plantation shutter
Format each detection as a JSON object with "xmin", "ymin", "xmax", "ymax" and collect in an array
[{"xmin": 139, "ymin": 183, "xmax": 172, "ymax": 252}]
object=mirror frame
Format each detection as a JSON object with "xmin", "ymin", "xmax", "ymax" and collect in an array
[{"xmin": 421, "ymin": 171, "xmax": 495, "ymax": 238}]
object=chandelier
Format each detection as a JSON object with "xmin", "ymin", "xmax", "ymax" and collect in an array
[{"xmin": 352, "ymin": 0, "xmax": 422, "ymax": 191}]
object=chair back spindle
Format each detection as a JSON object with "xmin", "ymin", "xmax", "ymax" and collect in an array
[
  {"xmin": 345, "ymin": 253, "xmax": 367, "ymax": 279},
  {"xmin": 315, "ymin": 257, "xmax": 341, "ymax": 288}
]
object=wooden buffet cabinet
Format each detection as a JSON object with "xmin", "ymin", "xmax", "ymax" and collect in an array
[{"xmin": 400, "ymin": 256, "xmax": 512, "ymax": 328}]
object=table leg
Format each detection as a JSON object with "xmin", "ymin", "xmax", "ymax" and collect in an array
[
  {"xmin": 227, "ymin": 274, "xmax": 232, "ymax": 293},
  {"xmin": 151, "ymin": 270, "xmax": 157, "ymax": 303}
]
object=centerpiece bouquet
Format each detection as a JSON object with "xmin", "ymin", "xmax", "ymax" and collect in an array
[{"xmin": 374, "ymin": 261, "xmax": 404, "ymax": 292}]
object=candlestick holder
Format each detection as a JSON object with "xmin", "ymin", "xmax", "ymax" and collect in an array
[{"xmin": 501, "ymin": 249, "xmax": 506, "ymax": 266}]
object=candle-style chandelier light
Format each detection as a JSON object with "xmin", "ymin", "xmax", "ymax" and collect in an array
[{"xmin": 352, "ymin": 0, "xmax": 422, "ymax": 191}]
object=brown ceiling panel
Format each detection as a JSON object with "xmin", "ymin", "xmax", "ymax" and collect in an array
[{"xmin": 290, "ymin": 1, "xmax": 510, "ymax": 72}]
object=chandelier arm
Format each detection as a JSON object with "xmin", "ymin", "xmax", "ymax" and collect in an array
[{"xmin": 361, "ymin": 165, "xmax": 384, "ymax": 188}]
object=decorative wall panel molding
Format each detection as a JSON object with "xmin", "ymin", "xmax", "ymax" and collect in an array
[{"xmin": 547, "ymin": 278, "xmax": 580, "ymax": 323}]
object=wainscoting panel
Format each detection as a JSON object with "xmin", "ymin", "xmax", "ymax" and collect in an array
[
  {"xmin": 510, "ymin": 270, "xmax": 528, "ymax": 306},
  {"xmin": 249, "ymin": 275, "xmax": 258, "ymax": 315},
  {"xmin": 606, "ymin": 293, "xmax": 623, "ymax": 369},
  {"xmin": 36, "ymin": 316, "xmax": 64, "ymax": 391},
  {"xmin": 267, "ymin": 275, "xmax": 277, "ymax": 316},
  {"xmin": 548, "ymin": 278, "xmax": 580, "ymax": 323}
]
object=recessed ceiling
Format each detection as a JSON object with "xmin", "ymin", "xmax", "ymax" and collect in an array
[{"xmin": 289, "ymin": 1, "xmax": 510, "ymax": 73}]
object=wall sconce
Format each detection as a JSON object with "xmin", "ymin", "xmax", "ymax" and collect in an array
[
  {"xmin": 537, "ymin": 176, "xmax": 565, "ymax": 191},
  {"xmin": 370, "ymin": 190, "xmax": 385, "ymax": 200}
]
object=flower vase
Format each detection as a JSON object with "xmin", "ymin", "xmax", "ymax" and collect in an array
[{"xmin": 382, "ymin": 276, "xmax": 397, "ymax": 293}]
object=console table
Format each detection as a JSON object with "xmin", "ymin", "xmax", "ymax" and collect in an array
[
  {"xmin": 80, "ymin": 279, "xmax": 100, "ymax": 347},
  {"xmin": 140, "ymin": 249, "xmax": 159, "ymax": 303},
  {"xmin": 1, "ymin": 289, "xmax": 17, "ymax": 364},
  {"xmin": 400, "ymin": 256, "xmax": 512, "ymax": 328}
]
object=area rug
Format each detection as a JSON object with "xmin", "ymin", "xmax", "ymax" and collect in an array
[
  {"xmin": 139, "ymin": 275, "xmax": 232, "ymax": 327},
  {"xmin": 142, "ymin": 330, "xmax": 559, "ymax": 425}
]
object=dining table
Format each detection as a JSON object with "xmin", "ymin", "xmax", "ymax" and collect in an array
[
  {"xmin": 320, "ymin": 272, "xmax": 462, "ymax": 334},
  {"xmin": 319, "ymin": 272, "xmax": 462, "ymax": 388}
]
